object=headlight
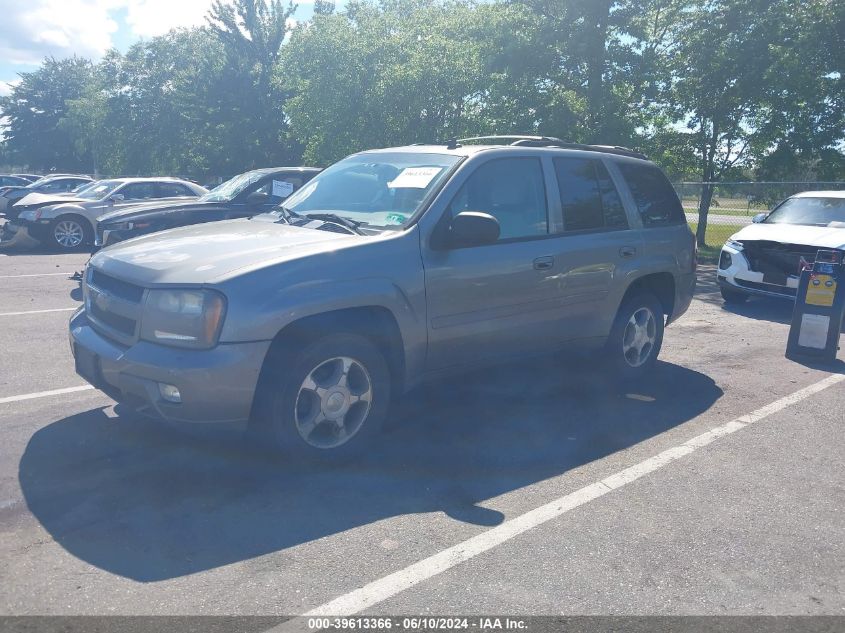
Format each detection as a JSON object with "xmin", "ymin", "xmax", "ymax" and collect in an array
[
  {"xmin": 139, "ymin": 289, "xmax": 226, "ymax": 349},
  {"xmin": 18, "ymin": 209, "xmax": 40, "ymax": 222},
  {"xmin": 725, "ymin": 239, "xmax": 744, "ymax": 251}
]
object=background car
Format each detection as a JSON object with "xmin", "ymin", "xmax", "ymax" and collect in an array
[
  {"xmin": 0, "ymin": 175, "xmax": 93, "ymax": 216},
  {"xmin": 717, "ymin": 191, "xmax": 845, "ymax": 303},
  {"xmin": 11, "ymin": 174, "xmax": 42, "ymax": 182},
  {"xmin": 0, "ymin": 175, "xmax": 34, "ymax": 188},
  {"xmin": 8, "ymin": 177, "xmax": 207, "ymax": 250},
  {"xmin": 96, "ymin": 167, "xmax": 320, "ymax": 247}
]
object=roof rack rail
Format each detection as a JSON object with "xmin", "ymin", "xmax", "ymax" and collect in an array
[
  {"xmin": 457, "ymin": 135, "xmax": 647, "ymax": 160},
  {"xmin": 458, "ymin": 135, "xmax": 564, "ymax": 145}
]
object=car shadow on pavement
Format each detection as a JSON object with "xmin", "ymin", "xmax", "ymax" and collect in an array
[
  {"xmin": 721, "ymin": 298, "xmax": 795, "ymax": 325},
  {"xmin": 695, "ymin": 264, "xmax": 797, "ymax": 325},
  {"xmin": 19, "ymin": 357, "xmax": 721, "ymax": 582}
]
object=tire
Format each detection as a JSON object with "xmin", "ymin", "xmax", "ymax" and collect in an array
[
  {"xmin": 50, "ymin": 215, "xmax": 91, "ymax": 251},
  {"xmin": 605, "ymin": 291, "xmax": 665, "ymax": 381},
  {"xmin": 259, "ymin": 332, "xmax": 391, "ymax": 461},
  {"xmin": 720, "ymin": 286, "xmax": 749, "ymax": 304}
]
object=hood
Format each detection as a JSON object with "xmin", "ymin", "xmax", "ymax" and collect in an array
[
  {"xmin": 730, "ymin": 222, "xmax": 845, "ymax": 249},
  {"xmin": 14, "ymin": 192, "xmax": 85, "ymax": 209},
  {"xmin": 89, "ymin": 217, "xmax": 364, "ymax": 285},
  {"xmin": 97, "ymin": 198, "xmax": 213, "ymax": 223}
]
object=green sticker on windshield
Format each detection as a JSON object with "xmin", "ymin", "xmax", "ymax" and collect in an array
[{"xmin": 385, "ymin": 213, "xmax": 407, "ymax": 225}]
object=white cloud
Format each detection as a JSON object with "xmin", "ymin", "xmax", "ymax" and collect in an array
[
  {"xmin": 0, "ymin": 0, "xmax": 120, "ymax": 65},
  {"xmin": 123, "ymin": 0, "xmax": 214, "ymax": 38},
  {"xmin": 0, "ymin": 0, "xmax": 219, "ymax": 68},
  {"xmin": 0, "ymin": 78, "xmax": 22, "ymax": 97}
]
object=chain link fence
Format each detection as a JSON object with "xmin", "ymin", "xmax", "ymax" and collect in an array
[{"xmin": 672, "ymin": 181, "xmax": 845, "ymax": 258}]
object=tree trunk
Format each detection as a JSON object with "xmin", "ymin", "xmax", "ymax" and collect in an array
[
  {"xmin": 696, "ymin": 122, "xmax": 719, "ymax": 247},
  {"xmin": 585, "ymin": 0, "xmax": 612, "ymax": 139},
  {"xmin": 696, "ymin": 182, "xmax": 715, "ymax": 247}
]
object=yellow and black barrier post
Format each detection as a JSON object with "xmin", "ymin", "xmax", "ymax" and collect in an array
[{"xmin": 786, "ymin": 249, "xmax": 845, "ymax": 363}]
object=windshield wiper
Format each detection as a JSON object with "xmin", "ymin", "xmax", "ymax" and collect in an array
[
  {"xmin": 272, "ymin": 205, "xmax": 303, "ymax": 223},
  {"xmin": 302, "ymin": 212, "xmax": 366, "ymax": 235}
]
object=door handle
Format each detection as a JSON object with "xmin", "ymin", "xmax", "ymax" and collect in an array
[
  {"xmin": 619, "ymin": 246, "xmax": 637, "ymax": 258},
  {"xmin": 533, "ymin": 256, "xmax": 554, "ymax": 271}
]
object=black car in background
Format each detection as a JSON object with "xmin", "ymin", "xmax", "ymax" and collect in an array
[
  {"xmin": 0, "ymin": 175, "xmax": 93, "ymax": 218},
  {"xmin": 95, "ymin": 167, "xmax": 321, "ymax": 247}
]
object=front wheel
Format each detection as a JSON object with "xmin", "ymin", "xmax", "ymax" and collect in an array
[
  {"xmin": 262, "ymin": 333, "xmax": 391, "ymax": 461},
  {"xmin": 50, "ymin": 216, "xmax": 90, "ymax": 251},
  {"xmin": 605, "ymin": 292, "xmax": 665, "ymax": 381}
]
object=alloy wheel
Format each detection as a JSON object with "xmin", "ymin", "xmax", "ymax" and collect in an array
[
  {"xmin": 54, "ymin": 220, "xmax": 84, "ymax": 249},
  {"xmin": 294, "ymin": 356, "xmax": 373, "ymax": 449},
  {"xmin": 622, "ymin": 307, "xmax": 657, "ymax": 368}
]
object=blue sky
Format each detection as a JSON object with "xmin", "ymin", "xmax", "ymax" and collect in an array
[{"xmin": 0, "ymin": 0, "xmax": 341, "ymax": 95}]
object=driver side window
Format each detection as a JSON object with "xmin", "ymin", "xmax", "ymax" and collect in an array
[
  {"xmin": 449, "ymin": 158, "xmax": 548, "ymax": 241},
  {"xmin": 119, "ymin": 183, "xmax": 158, "ymax": 200}
]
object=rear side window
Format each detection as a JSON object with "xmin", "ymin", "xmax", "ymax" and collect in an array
[
  {"xmin": 120, "ymin": 182, "xmax": 158, "ymax": 200},
  {"xmin": 157, "ymin": 182, "xmax": 194, "ymax": 198},
  {"xmin": 554, "ymin": 157, "xmax": 628, "ymax": 231},
  {"xmin": 40, "ymin": 179, "xmax": 75, "ymax": 192},
  {"xmin": 618, "ymin": 162, "xmax": 684, "ymax": 227}
]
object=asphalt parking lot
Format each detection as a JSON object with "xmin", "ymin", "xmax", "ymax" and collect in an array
[{"xmin": 0, "ymin": 245, "xmax": 843, "ymax": 617}]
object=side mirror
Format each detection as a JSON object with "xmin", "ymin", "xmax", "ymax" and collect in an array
[
  {"xmin": 109, "ymin": 193, "xmax": 125, "ymax": 203},
  {"xmin": 752, "ymin": 212, "xmax": 768, "ymax": 224},
  {"xmin": 246, "ymin": 191, "xmax": 270, "ymax": 206},
  {"xmin": 448, "ymin": 211, "xmax": 500, "ymax": 248}
]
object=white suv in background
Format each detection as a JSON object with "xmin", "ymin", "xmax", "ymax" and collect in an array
[{"xmin": 717, "ymin": 191, "xmax": 845, "ymax": 303}]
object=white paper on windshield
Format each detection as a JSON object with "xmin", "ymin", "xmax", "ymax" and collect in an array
[
  {"xmin": 387, "ymin": 167, "xmax": 442, "ymax": 189},
  {"xmin": 272, "ymin": 180, "xmax": 295, "ymax": 198},
  {"xmin": 797, "ymin": 313, "xmax": 830, "ymax": 349}
]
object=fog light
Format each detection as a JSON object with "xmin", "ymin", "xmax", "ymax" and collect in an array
[
  {"xmin": 158, "ymin": 383, "xmax": 181, "ymax": 403},
  {"xmin": 719, "ymin": 251, "xmax": 732, "ymax": 270}
]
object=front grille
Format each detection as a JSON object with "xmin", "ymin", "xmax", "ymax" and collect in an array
[
  {"xmin": 742, "ymin": 241, "xmax": 817, "ymax": 278},
  {"xmin": 734, "ymin": 278, "xmax": 797, "ymax": 297},
  {"xmin": 85, "ymin": 268, "xmax": 144, "ymax": 344},
  {"xmin": 90, "ymin": 269, "xmax": 144, "ymax": 302},
  {"xmin": 90, "ymin": 301, "xmax": 136, "ymax": 335}
]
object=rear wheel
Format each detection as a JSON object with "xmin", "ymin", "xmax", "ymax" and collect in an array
[
  {"xmin": 605, "ymin": 292, "xmax": 665, "ymax": 381},
  {"xmin": 720, "ymin": 286, "xmax": 749, "ymax": 304},
  {"xmin": 260, "ymin": 332, "xmax": 391, "ymax": 461},
  {"xmin": 51, "ymin": 215, "xmax": 90, "ymax": 251}
]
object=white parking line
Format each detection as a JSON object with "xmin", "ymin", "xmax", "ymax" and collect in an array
[
  {"xmin": 0, "ymin": 385, "xmax": 95, "ymax": 405},
  {"xmin": 0, "ymin": 272, "xmax": 76, "ymax": 279},
  {"xmin": 0, "ymin": 307, "xmax": 77, "ymax": 317},
  {"xmin": 278, "ymin": 373, "xmax": 845, "ymax": 622}
]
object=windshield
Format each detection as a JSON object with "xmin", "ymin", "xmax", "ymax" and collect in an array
[
  {"xmin": 200, "ymin": 171, "xmax": 263, "ymax": 202},
  {"xmin": 71, "ymin": 182, "xmax": 95, "ymax": 194},
  {"xmin": 73, "ymin": 180, "xmax": 122, "ymax": 200},
  {"xmin": 28, "ymin": 176, "xmax": 54, "ymax": 188},
  {"xmin": 281, "ymin": 152, "xmax": 460, "ymax": 228},
  {"xmin": 765, "ymin": 196, "xmax": 845, "ymax": 227}
]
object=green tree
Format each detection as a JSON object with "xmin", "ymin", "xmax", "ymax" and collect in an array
[
  {"xmin": 654, "ymin": 0, "xmax": 845, "ymax": 246},
  {"xmin": 207, "ymin": 0, "xmax": 300, "ymax": 170},
  {"xmin": 0, "ymin": 56, "xmax": 95, "ymax": 172},
  {"xmin": 282, "ymin": 0, "xmax": 541, "ymax": 164}
]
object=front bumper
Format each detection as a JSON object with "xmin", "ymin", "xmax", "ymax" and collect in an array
[
  {"xmin": 0, "ymin": 221, "xmax": 40, "ymax": 250},
  {"xmin": 69, "ymin": 309, "xmax": 271, "ymax": 427},
  {"xmin": 716, "ymin": 244, "xmax": 798, "ymax": 300}
]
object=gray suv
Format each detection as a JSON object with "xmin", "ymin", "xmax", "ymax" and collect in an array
[{"xmin": 70, "ymin": 138, "xmax": 696, "ymax": 459}]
